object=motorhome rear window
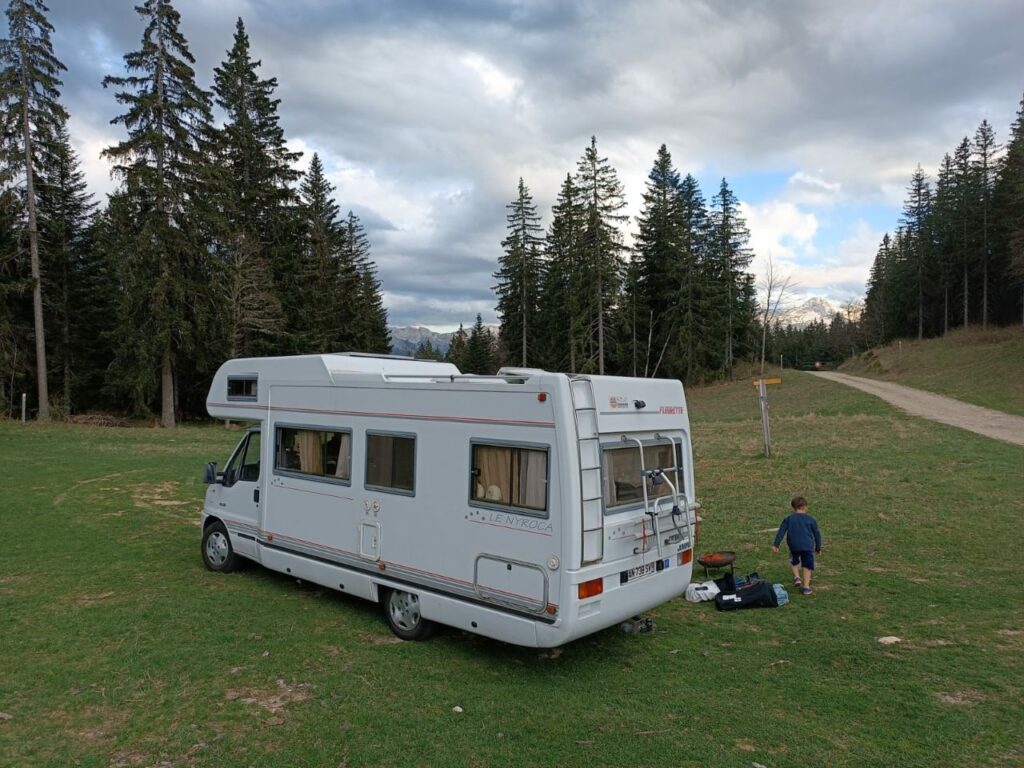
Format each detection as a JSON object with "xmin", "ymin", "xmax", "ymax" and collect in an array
[
  {"xmin": 275, "ymin": 426, "xmax": 352, "ymax": 483},
  {"xmin": 603, "ymin": 443, "xmax": 682, "ymax": 510},
  {"xmin": 227, "ymin": 375, "xmax": 257, "ymax": 401},
  {"xmin": 365, "ymin": 432, "xmax": 415, "ymax": 495},
  {"xmin": 470, "ymin": 443, "xmax": 548, "ymax": 515}
]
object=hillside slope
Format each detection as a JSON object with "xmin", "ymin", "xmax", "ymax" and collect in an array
[{"xmin": 839, "ymin": 327, "xmax": 1024, "ymax": 416}]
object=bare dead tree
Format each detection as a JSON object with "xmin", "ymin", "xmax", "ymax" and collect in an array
[{"xmin": 758, "ymin": 253, "xmax": 795, "ymax": 375}]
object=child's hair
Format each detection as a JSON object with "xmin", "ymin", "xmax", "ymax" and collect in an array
[{"xmin": 791, "ymin": 495, "xmax": 808, "ymax": 511}]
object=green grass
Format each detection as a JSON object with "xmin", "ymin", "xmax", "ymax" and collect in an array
[
  {"xmin": 839, "ymin": 326, "xmax": 1024, "ymax": 415},
  {"xmin": 2, "ymin": 374, "xmax": 1023, "ymax": 767}
]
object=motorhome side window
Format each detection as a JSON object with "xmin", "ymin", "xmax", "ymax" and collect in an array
[
  {"xmin": 227, "ymin": 375, "xmax": 257, "ymax": 401},
  {"xmin": 275, "ymin": 427, "xmax": 352, "ymax": 483},
  {"xmin": 470, "ymin": 443, "xmax": 548, "ymax": 514},
  {"xmin": 603, "ymin": 443, "xmax": 683, "ymax": 510},
  {"xmin": 365, "ymin": 433, "xmax": 415, "ymax": 494}
]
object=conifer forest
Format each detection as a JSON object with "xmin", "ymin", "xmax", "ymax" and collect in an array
[{"xmin": 2, "ymin": 0, "xmax": 1022, "ymax": 425}]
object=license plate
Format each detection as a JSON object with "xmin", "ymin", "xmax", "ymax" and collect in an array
[{"xmin": 623, "ymin": 561, "xmax": 657, "ymax": 583}]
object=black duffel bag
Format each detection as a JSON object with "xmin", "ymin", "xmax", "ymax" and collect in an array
[{"xmin": 714, "ymin": 579, "xmax": 778, "ymax": 611}]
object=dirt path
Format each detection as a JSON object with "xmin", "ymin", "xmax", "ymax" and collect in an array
[{"xmin": 810, "ymin": 371, "xmax": 1024, "ymax": 448}]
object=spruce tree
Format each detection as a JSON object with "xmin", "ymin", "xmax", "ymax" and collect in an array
[
  {"xmin": 634, "ymin": 145, "xmax": 682, "ymax": 376},
  {"xmin": 538, "ymin": 174, "xmax": 584, "ymax": 372},
  {"xmin": 953, "ymin": 137, "xmax": 976, "ymax": 327},
  {"xmin": 445, "ymin": 323, "xmax": 468, "ymax": 369},
  {"xmin": 295, "ymin": 153, "xmax": 351, "ymax": 352},
  {"xmin": 463, "ymin": 313, "xmax": 495, "ymax": 374},
  {"xmin": 414, "ymin": 339, "xmax": 443, "ymax": 361},
  {"xmin": 674, "ymin": 173, "xmax": 709, "ymax": 380},
  {"xmin": 35, "ymin": 122, "xmax": 96, "ymax": 411},
  {"xmin": 931, "ymin": 153, "xmax": 958, "ymax": 335},
  {"xmin": 708, "ymin": 178, "xmax": 753, "ymax": 376},
  {"xmin": 341, "ymin": 210, "xmax": 390, "ymax": 353},
  {"xmin": 900, "ymin": 165, "xmax": 932, "ymax": 340},
  {"xmin": 574, "ymin": 136, "xmax": 627, "ymax": 374},
  {"xmin": 995, "ymin": 93, "xmax": 1024, "ymax": 323},
  {"xmin": 972, "ymin": 120, "xmax": 999, "ymax": 327},
  {"xmin": 209, "ymin": 16, "xmax": 299, "ymax": 357},
  {"xmin": 102, "ymin": 0, "xmax": 213, "ymax": 426},
  {"xmin": 495, "ymin": 177, "xmax": 543, "ymax": 367},
  {"xmin": 0, "ymin": 0, "xmax": 68, "ymax": 419}
]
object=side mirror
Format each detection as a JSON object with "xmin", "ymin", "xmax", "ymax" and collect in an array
[{"xmin": 203, "ymin": 462, "xmax": 218, "ymax": 485}]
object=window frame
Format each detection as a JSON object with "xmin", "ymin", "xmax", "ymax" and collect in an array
[
  {"xmin": 467, "ymin": 439, "xmax": 551, "ymax": 519},
  {"xmin": 226, "ymin": 374, "xmax": 258, "ymax": 402},
  {"xmin": 222, "ymin": 428, "xmax": 260, "ymax": 487},
  {"xmin": 364, "ymin": 430, "xmax": 417, "ymax": 497},
  {"xmin": 601, "ymin": 439, "xmax": 685, "ymax": 515},
  {"xmin": 272, "ymin": 422, "xmax": 354, "ymax": 487}
]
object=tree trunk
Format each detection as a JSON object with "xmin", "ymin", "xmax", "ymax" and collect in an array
[
  {"xmin": 963, "ymin": 263, "xmax": 969, "ymax": 328},
  {"xmin": 161, "ymin": 346, "xmax": 175, "ymax": 428},
  {"xmin": 943, "ymin": 287, "xmax": 948, "ymax": 336},
  {"xmin": 917, "ymin": 266, "xmax": 923, "ymax": 340},
  {"xmin": 982, "ymin": 207, "xmax": 988, "ymax": 329},
  {"xmin": 596, "ymin": 283, "xmax": 604, "ymax": 375},
  {"xmin": 21, "ymin": 59, "xmax": 48, "ymax": 420}
]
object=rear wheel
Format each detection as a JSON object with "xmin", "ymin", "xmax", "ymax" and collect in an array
[
  {"xmin": 382, "ymin": 588, "xmax": 436, "ymax": 641},
  {"xmin": 202, "ymin": 520, "xmax": 242, "ymax": 573}
]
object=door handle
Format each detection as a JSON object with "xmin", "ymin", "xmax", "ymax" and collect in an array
[{"xmin": 253, "ymin": 488, "xmax": 260, "ymax": 503}]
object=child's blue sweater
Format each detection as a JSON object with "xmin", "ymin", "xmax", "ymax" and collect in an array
[{"xmin": 773, "ymin": 513, "xmax": 821, "ymax": 552}]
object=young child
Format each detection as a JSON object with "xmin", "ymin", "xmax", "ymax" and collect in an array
[{"xmin": 772, "ymin": 496, "xmax": 822, "ymax": 595}]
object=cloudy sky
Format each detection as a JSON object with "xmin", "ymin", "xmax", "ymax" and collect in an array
[{"xmin": 48, "ymin": 0, "xmax": 1024, "ymax": 329}]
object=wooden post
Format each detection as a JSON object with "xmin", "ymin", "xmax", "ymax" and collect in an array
[
  {"xmin": 758, "ymin": 378, "xmax": 772, "ymax": 457},
  {"xmin": 21, "ymin": 392, "xmax": 26, "ymax": 423}
]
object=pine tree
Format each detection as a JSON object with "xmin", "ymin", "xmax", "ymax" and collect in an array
[
  {"xmin": 633, "ymin": 145, "xmax": 682, "ymax": 377},
  {"xmin": 574, "ymin": 136, "xmax": 627, "ymax": 374},
  {"xmin": 0, "ymin": 0, "xmax": 68, "ymax": 419},
  {"xmin": 931, "ymin": 153, "xmax": 958, "ymax": 335},
  {"xmin": 972, "ymin": 120, "xmax": 999, "ymax": 327},
  {"xmin": 900, "ymin": 165, "xmax": 932, "ymax": 340},
  {"xmin": 102, "ymin": 0, "xmax": 213, "ymax": 426},
  {"xmin": 708, "ymin": 178, "xmax": 753, "ymax": 376},
  {"xmin": 864, "ymin": 233, "xmax": 892, "ymax": 342},
  {"xmin": 209, "ymin": 16, "xmax": 299, "ymax": 357},
  {"xmin": 494, "ymin": 177, "xmax": 543, "ymax": 367},
  {"xmin": 537, "ymin": 173, "xmax": 583, "ymax": 372}
]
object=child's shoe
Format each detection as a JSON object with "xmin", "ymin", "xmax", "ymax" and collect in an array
[
  {"xmin": 801, "ymin": 587, "xmax": 813, "ymax": 595},
  {"xmin": 792, "ymin": 576, "xmax": 802, "ymax": 586}
]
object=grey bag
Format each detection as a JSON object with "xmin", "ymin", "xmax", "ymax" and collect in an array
[{"xmin": 772, "ymin": 584, "xmax": 789, "ymax": 606}]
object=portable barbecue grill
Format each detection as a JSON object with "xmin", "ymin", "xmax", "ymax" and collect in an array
[{"xmin": 697, "ymin": 550, "xmax": 735, "ymax": 579}]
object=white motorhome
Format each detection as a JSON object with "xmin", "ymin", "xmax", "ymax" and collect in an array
[{"xmin": 201, "ymin": 353, "xmax": 699, "ymax": 647}]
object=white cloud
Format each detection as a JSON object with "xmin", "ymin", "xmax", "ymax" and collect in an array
[{"xmin": 460, "ymin": 52, "xmax": 521, "ymax": 102}]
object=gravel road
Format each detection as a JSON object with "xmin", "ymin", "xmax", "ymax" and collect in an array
[{"xmin": 810, "ymin": 371, "xmax": 1024, "ymax": 448}]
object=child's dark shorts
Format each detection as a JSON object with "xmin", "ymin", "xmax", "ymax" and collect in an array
[{"xmin": 790, "ymin": 550, "xmax": 815, "ymax": 570}]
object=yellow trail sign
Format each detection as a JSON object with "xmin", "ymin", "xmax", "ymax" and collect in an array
[{"xmin": 752, "ymin": 378, "xmax": 782, "ymax": 387}]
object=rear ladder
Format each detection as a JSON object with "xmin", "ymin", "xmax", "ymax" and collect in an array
[{"xmin": 569, "ymin": 377, "xmax": 603, "ymax": 565}]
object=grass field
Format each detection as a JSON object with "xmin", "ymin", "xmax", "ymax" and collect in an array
[
  {"xmin": 839, "ymin": 326, "xmax": 1024, "ymax": 415},
  {"xmin": 2, "ymin": 373, "xmax": 1023, "ymax": 767}
]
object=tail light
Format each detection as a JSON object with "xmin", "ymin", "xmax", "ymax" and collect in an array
[
  {"xmin": 577, "ymin": 578, "xmax": 604, "ymax": 599},
  {"xmin": 678, "ymin": 549, "xmax": 693, "ymax": 566}
]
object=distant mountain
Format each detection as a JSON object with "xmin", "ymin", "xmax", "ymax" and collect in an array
[
  {"xmin": 388, "ymin": 324, "xmax": 501, "ymax": 357},
  {"xmin": 779, "ymin": 297, "xmax": 843, "ymax": 328},
  {"xmin": 389, "ymin": 326, "xmax": 455, "ymax": 356}
]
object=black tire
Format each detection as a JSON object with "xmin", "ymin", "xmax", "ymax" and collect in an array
[
  {"xmin": 381, "ymin": 587, "xmax": 437, "ymax": 641},
  {"xmin": 202, "ymin": 520, "xmax": 242, "ymax": 573}
]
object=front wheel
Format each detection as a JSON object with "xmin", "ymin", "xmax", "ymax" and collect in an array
[
  {"xmin": 202, "ymin": 520, "xmax": 242, "ymax": 573},
  {"xmin": 382, "ymin": 588, "xmax": 436, "ymax": 641}
]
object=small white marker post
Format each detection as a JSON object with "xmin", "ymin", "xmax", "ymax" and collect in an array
[{"xmin": 21, "ymin": 392, "xmax": 26, "ymax": 423}]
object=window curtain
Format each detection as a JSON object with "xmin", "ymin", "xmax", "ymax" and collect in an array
[
  {"xmin": 296, "ymin": 430, "xmax": 323, "ymax": 475},
  {"xmin": 335, "ymin": 434, "xmax": 351, "ymax": 480},
  {"xmin": 517, "ymin": 449, "xmax": 546, "ymax": 510},
  {"xmin": 476, "ymin": 445, "xmax": 510, "ymax": 504}
]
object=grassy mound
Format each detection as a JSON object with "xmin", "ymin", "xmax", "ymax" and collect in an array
[{"xmin": 840, "ymin": 326, "xmax": 1024, "ymax": 415}]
